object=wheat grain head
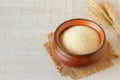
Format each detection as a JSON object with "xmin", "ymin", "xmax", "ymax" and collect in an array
[{"xmin": 90, "ymin": 0, "xmax": 113, "ymax": 25}]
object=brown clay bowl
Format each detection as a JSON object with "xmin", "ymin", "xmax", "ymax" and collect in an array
[{"xmin": 52, "ymin": 19, "xmax": 107, "ymax": 67}]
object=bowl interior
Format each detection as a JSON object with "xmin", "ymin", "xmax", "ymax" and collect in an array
[{"xmin": 54, "ymin": 19, "xmax": 105, "ymax": 55}]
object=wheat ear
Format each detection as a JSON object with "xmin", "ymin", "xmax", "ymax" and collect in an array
[
  {"xmin": 102, "ymin": 0, "xmax": 115, "ymax": 21},
  {"xmin": 89, "ymin": 0, "xmax": 120, "ymax": 37},
  {"xmin": 88, "ymin": 9, "xmax": 110, "ymax": 27},
  {"xmin": 88, "ymin": 9, "xmax": 119, "ymax": 35},
  {"xmin": 90, "ymin": 0, "xmax": 113, "ymax": 25}
]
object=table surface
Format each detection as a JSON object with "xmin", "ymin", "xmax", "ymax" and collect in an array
[{"xmin": 0, "ymin": 0, "xmax": 120, "ymax": 80}]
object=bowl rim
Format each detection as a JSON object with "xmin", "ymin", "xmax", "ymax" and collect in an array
[{"xmin": 54, "ymin": 18, "xmax": 106, "ymax": 56}]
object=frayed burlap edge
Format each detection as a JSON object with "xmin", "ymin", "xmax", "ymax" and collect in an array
[{"xmin": 44, "ymin": 32, "xmax": 119, "ymax": 80}]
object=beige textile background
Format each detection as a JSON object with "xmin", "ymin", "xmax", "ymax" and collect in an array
[{"xmin": 0, "ymin": 0, "xmax": 120, "ymax": 80}]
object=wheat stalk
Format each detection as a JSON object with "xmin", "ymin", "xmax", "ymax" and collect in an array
[
  {"xmin": 88, "ymin": 9, "xmax": 119, "ymax": 35},
  {"xmin": 88, "ymin": 9, "xmax": 110, "ymax": 27},
  {"xmin": 101, "ymin": 0, "xmax": 115, "ymax": 20},
  {"xmin": 90, "ymin": 0, "xmax": 113, "ymax": 25},
  {"xmin": 101, "ymin": 0, "xmax": 120, "ymax": 34},
  {"xmin": 89, "ymin": 0, "xmax": 120, "ymax": 37},
  {"xmin": 88, "ymin": 9, "xmax": 118, "ymax": 34},
  {"xmin": 112, "ymin": 23, "xmax": 120, "ymax": 35}
]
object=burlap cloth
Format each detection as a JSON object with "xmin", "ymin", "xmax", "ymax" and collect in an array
[{"xmin": 44, "ymin": 32, "xmax": 119, "ymax": 80}]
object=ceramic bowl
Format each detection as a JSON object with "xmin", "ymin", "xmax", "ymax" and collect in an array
[{"xmin": 52, "ymin": 19, "xmax": 107, "ymax": 67}]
